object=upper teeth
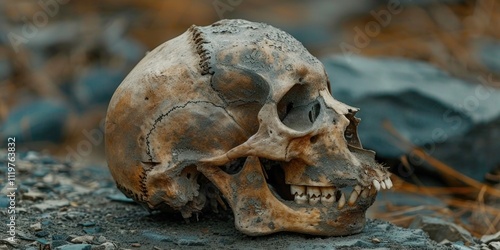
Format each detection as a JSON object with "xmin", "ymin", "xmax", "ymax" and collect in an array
[{"xmin": 290, "ymin": 177, "xmax": 393, "ymax": 207}]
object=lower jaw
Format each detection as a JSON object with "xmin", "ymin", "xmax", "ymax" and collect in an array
[
  {"xmin": 202, "ymin": 156, "xmax": 377, "ymax": 236},
  {"xmin": 232, "ymin": 188, "xmax": 376, "ymax": 236}
]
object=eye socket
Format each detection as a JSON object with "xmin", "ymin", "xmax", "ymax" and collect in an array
[{"xmin": 277, "ymin": 84, "xmax": 322, "ymax": 131}]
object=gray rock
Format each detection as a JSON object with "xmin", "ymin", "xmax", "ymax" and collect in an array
[{"xmin": 409, "ymin": 215, "xmax": 474, "ymax": 244}]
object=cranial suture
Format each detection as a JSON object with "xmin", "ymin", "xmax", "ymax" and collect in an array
[{"xmin": 105, "ymin": 19, "xmax": 391, "ymax": 236}]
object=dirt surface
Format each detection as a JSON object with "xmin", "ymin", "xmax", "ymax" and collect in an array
[{"xmin": 0, "ymin": 150, "xmax": 456, "ymax": 250}]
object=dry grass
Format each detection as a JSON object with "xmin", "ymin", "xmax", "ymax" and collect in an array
[
  {"xmin": 337, "ymin": 0, "xmax": 500, "ymax": 84},
  {"xmin": 376, "ymin": 121, "xmax": 500, "ymax": 237}
]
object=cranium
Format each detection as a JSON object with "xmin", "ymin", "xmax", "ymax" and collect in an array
[{"xmin": 105, "ymin": 19, "xmax": 391, "ymax": 236}]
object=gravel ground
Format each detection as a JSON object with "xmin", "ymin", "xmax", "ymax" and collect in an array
[{"xmin": 0, "ymin": 151, "xmax": 459, "ymax": 249}]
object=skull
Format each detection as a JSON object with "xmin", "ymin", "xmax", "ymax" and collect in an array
[{"xmin": 105, "ymin": 19, "xmax": 391, "ymax": 236}]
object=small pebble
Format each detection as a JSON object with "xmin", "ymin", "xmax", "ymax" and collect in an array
[
  {"xmin": 23, "ymin": 191, "xmax": 47, "ymax": 201},
  {"xmin": 70, "ymin": 235, "xmax": 94, "ymax": 243},
  {"xmin": 489, "ymin": 242, "xmax": 500, "ymax": 250},
  {"xmin": 131, "ymin": 243, "xmax": 141, "ymax": 247},
  {"xmin": 30, "ymin": 222, "xmax": 42, "ymax": 231},
  {"xmin": 33, "ymin": 200, "xmax": 70, "ymax": 212},
  {"xmin": 97, "ymin": 236, "xmax": 107, "ymax": 243}
]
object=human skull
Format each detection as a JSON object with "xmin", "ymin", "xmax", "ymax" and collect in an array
[{"xmin": 105, "ymin": 19, "xmax": 391, "ymax": 236}]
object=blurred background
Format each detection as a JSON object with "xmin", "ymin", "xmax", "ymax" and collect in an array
[{"xmin": 0, "ymin": 0, "xmax": 499, "ymax": 240}]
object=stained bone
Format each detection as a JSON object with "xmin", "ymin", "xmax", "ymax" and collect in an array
[{"xmin": 105, "ymin": 19, "xmax": 391, "ymax": 237}]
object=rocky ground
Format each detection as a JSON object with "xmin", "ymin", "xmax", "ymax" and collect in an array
[
  {"xmin": 1, "ymin": 1, "xmax": 500, "ymax": 249},
  {"xmin": 1, "ymin": 150, "xmax": 499, "ymax": 250}
]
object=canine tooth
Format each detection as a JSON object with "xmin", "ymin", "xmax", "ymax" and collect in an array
[
  {"xmin": 385, "ymin": 178, "xmax": 393, "ymax": 189},
  {"xmin": 290, "ymin": 185, "xmax": 305, "ymax": 196},
  {"xmin": 348, "ymin": 190, "xmax": 358, "ymax": 206},
  {"xmin": 338, "ymin": 192, "xmax": 346, "ymax": 209},
  {"xmin": 372, "ymin": 180, "xmax": 381, "ymax": 191},
  {"xmin": 320, "ymin": 187, "xmax": 335, "ymax": 206},
  {"xmin": 307, "ymin": 187, "xmax": 321, "ymax": 205},
  {"xmin": 354, "ymin": 185, "xmax": 362, "ymax": 194},
  {"xmin": 380, "ymin": 180, "xmax": 387, "ymax": 189},
  {"xmin": 360, "ymin": 188, "xmax": 369, "ymax": 198}
]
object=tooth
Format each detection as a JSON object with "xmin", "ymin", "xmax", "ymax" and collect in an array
[
  {"xmin": 354, "ymin": 185, "xmax": 362, "ymax": 194},
  {"xmin": 385, "ymin": 178, "xmax": 393, "ymax": 189},
  {"xmin": 295, "ymin": 193, "xmax": 307, "ymax": 204},
  {"xmin": 291, "ymin": 185, "xmax": 307, "ymax": 204},
  {"xmin": 291, "ymin": 185, "xmax": 305, "ymax": 196},
  {"xmin": 372, "ymin": 180, "xmax": 381, "ymax": 191},
  {"xmin": 360, "ymin": 188, "xmax": 369, "ymax": 198},
  {"xmin": 337, "ymin": 192, "xmax": 346, "ymax": 209},
  {"xmin": 369, "ymin": 186, "xmax": 378, "ymax": 196},
  {"xmin": 380, "ymin": 180, "xmax": 387, "ymax": 189},
  {"xmin": 320, "ymin": 187, "xmax": 335, "ymax": 206},
  {"xmin": 307, "ymin": 186, "xmax": 321, "ymax": 205},
  {"xmin": 348, "ymin": 190, "xmax": 358, "ymax": 206}
]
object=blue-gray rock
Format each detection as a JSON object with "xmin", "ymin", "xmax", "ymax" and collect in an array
[
  {"xmin": 0, "ymin": 197, "xmax": 9, "ymax": 208},
  {"xmin": 409, "ymin": 215, "xmax": 474, "ymax": 244},
  {"xmin": 0, "ymin": 99, "xmax": 70, "ymax": 143},
  {"xmin": 55, "ymin": 244, "xmax": 91, "ymax": 250},
  {"xmin": 52, "ymin": 240, "xmax": 68, "ymax": 248},
  {"xmin": 72, "ymin": 67, "xmax": 125, "ymax": 109},
  {"xmin": 107, "ymin": 193, "xmax": 135, "ymax": 203},
  {"xmin": 323, "ymin": 55, "xmax": 500, "ymax": 181},
  {"xmin": 35, "ymin": 231, "xmax": 50, "ymax": 237}
]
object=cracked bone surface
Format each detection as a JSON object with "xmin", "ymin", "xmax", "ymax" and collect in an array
[{"xmin": 105, "ymin": 19, "xmax": 391, "ymax": 236}]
